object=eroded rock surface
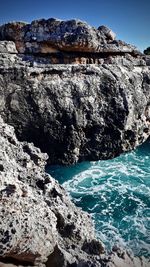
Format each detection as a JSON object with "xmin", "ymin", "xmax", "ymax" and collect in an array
[
  {"xmin": 0, "ymin": 18, "xmax": 143, "ymax": 64},
  {"xmin": 0, "ymin": 116, "xmax": 102, "ymax": 266},
  {"xmin": 0, "ymin": 19, "xmax": 149, "ymax": 164},
  {"xmin": 0, "ymin": 117, "xmax": 149, "ymax": 267},
  {"xmin": 0, "ymin": 17, "xmax": 150, "ymax": 267},
  {"xmin": 0, "ymin": 48, "xmax": 150, "ymax": 164},
  {"xmin": 0, "ymin": 18, "xmax": 138, "ymax": 55}
]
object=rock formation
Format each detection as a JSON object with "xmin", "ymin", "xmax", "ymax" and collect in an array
[
  {"xmin": 0, "ymin": 17, "xmax": 150, "ymax": 267},
  {"xmin": 0, "ymin": 19, "xmax": 149, "ymax": 164},
  {"xmin": 0, "ymin": 115, "xmax": 101, "ymax": 266},
  {"xmin": 0, "ymin": 18, "xmax": 141, "ymax": 64},
  {"xmin": 0, "ymin": 116, "xmax": 149, "ymax": 267},
  {"xmin": 0, "ymin": 19, "xmax": 136, "ymax": 52},
  {"xmin": 144, "ymin": 55, "xmax": 150, "ymax": 66}
]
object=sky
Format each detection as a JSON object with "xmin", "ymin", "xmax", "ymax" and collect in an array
[{"xmin": 0, "ymin": 0, "xmax": 149, "ymax": 52}]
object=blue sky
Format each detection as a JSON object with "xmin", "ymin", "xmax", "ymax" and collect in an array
[{"xmin": 0, "ymin": 0, "xmax": 149, "ymax": 52}]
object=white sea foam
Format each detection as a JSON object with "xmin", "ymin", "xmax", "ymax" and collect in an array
[{"xmin": 49, "ymin": 142, "xmax": 150, "ymax": 257}]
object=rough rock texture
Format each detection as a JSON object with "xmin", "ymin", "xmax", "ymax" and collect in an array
[
  {"xmin": 0, "ymin": 116, "xmax": 101, "ymax": 266},
  {"xmin": 0, "ymin": 41, "xmax": 18, "ymax": 53},
  {"xmin": 0, "ymin": 19, "xmax": 149, "ymax": 165},
  {"xmin": 0, "ymin": 18, "xmax": 150, "ymax": 267},
  {"xmin": 0, "ymin": 45, "xmax": 149, "ymax": 165},
  {"xmin": 0, "ymin": 18, "xmax": 139, "ymax": 55},
  {"xmin": 0, "ymin": 18, "xmax": 142, "ymax": 65},
  {"xmin": 0, "ymin": 116, "xmax": 149, "ymax": 267},
  {"xmin": 144, "ymin": 55, "xmax": 150, "ymax": 66}
]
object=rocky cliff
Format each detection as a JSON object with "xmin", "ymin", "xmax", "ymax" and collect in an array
[
  {"xmin": 0, "ymin": 19, "xmax": 138, "ymax": 57},
  {"xmin": 0, "ymin": 115, "xmax": 103, "ymax": 266},
  {"xmin": 0, "ymin": 18, "xmax": 149, "ymax": 164},
  {"xmin": 0, "ymin": 116, "xmax": 149, "ymax": 267},
  {"xmin": 0, "ymin": 18, "xmax": 150, "ymax": 267}
]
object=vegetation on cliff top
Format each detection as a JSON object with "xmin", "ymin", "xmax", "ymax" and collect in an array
[{"xmin": 144, "ymin": 46, "xmax": 150, "ymax": 55}]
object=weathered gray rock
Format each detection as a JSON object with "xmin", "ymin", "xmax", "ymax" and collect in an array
[
  {"xmin": 0, "ymin": 17, "xmax": 150, "ymax": 267},
  {"xmin": 0, "ymin": 116, "xmax": 103, "ymax": 266},
  {"xmin": 0, "ymin": 18, "xmax": 138, "ymax": 55},
  {"xmin": 144, "ymin": 55, "xmax": 150, "ymax": 66},
  {"xmin": 0, "ymin": 41, "xmax": 18, "ymax": 53},
  {"xmin": 0, "ymin": 116, "xmax": 149, "ymax": 267},
  {"xmin": 98, "ymin": 25, "xmax": 116, "ymax": 41},
  {"xmin": 0, "ymin": 48, "xmax": 149, "ymax": 165}
]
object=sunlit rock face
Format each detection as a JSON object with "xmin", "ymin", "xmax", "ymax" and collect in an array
[
  {"xmin": 0, "ymin": 18, "xmax": 135, "ymax": 53},
  {"xmin": 0, "ymin": 116, "xmax": 104, "ymax": 266},
  {"xmin": 0, "ymin": 117, "xmax": 149, "ymax": 267},
  {"xmin": 0, "ymin": 49, "xmax": 149, "ymax": 164},
  {"xmin": 0, "ymin": 17, "xmax": 140, "ymax": 64}
]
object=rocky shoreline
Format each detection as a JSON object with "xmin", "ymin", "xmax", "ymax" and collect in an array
[
  {"xmin": 0, "ymin": 116, "xmax": 149, "ymax": 267},
  {"xmin": 0, "ymin": 18, "xmax": 150, "ymax": 266}
]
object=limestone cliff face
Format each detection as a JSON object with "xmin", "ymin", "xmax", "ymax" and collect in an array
[
  {"xmin": 0, "ymin": 18, "xmax": 150, "ymax": 267},
  {"xmin": 0, "ymin": 38, "xmax": 149, "ymax": 164},
  {"xmin": 0, "ymin": 18, "xmax": 136, "ymax": 53},
  {"xmin": 0, "ymin": 116, "xmax": 102, "ymax": 266},
  {"xmin": 0, "ymin": 18, "xmax": 140, "ymax": 64},
  {"xmin": 0, "ymin": 116, "xmax": 149, "ymax": 267}
]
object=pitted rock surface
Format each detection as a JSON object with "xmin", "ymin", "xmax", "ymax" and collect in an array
[
  {"xmin": 0, "ymin": 117, "xmax": 149, "ymax": 267},
  {"xmin": 0, "ymin": 116, "xmax": 102, "ymax": 266},
  {"xmin": 0, "ymin": 41, "xmax": 18, "ymax": 53},
  {"xmin": 0, "ymin": 18, "xmax": 138, "ymax": 55},
  {"xmin": 0, "ymin": 48, "xmax": 149, "ymax": 165},
  {"xmin": 0, "ymin": 17, "xmax": 150, "ymax": 267}
]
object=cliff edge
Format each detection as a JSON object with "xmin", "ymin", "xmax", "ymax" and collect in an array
[
  {"xmin": 0, "ymin": 18, "xmax": 150, "ymax": 266},
  {"xmin": 0, "ymin": 18, "xmax": 149, "ymax": 164},
  {"xmin": 0, "ymin": 116, "xmax": 149, "ymax": 267}
]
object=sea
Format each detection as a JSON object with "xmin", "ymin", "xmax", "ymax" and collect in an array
[{"xmin": 47, "ymin": 140, "xmax": 150, "ymax": 258}]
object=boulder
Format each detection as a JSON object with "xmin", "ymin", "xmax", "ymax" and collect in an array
[
  {"xmin": 98, "ymin": 25, "xmax": 116, "ymax": 40},
  {"xmin": 144, "ymin": 55, "xmax": 150, "ymax": 66}
]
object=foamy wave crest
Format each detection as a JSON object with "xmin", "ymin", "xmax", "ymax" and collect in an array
[{"xmin": 48, "ymin": 141, "xmax": 150, "ymax": 257}]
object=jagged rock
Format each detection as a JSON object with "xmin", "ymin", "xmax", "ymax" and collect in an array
[
  {"xmin": 0, "ymin": 117, "xmax": 149, "ymax": 267},
  {"xmin": 0, "ymin": 18, "xmax": 138, "ymax": 55},
  {"xmin": 0, "ymin": 48, "xmax": 149, "ymax": 165},
  {"xmin": 144, "ymin": 55, "xmax": 150, "ymax": 66},
  {"xmin": 0, "ymin": 41, "xmax": 18, "ymax": 53},
  {"xmin": 98, "ymin": 25, "xmax": 116, "ymax": 41},
  {"xmin": 0, "ymin": 116, "xmax": 103, "ymax": 266},
  {"xmin": 0, "ymin": 17, "xmax": 150, "ymax": 267}
]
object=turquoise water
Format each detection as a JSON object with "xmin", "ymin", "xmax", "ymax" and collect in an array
[{"xmin": 47, "ymin": 140, "xmax": 150, "ymax": 258}]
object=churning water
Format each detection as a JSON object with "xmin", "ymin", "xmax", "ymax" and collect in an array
[{"xmin": 48, "ymin": 140, "xmax": 150, "ymax": 258}]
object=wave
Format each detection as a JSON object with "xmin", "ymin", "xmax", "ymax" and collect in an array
[{"xmin": 48, "ymin": 140, "xmax": 150, "ymax": 257}]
